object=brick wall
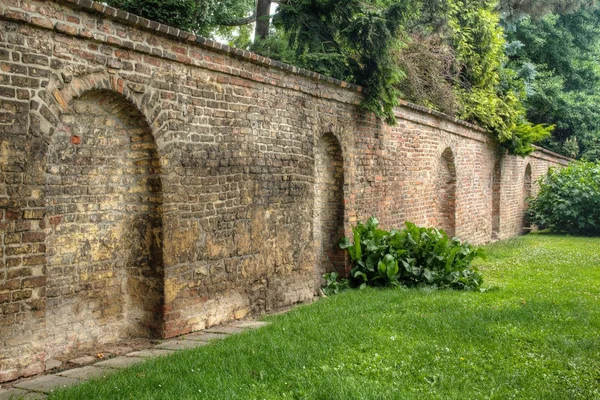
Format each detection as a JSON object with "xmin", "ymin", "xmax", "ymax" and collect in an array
[{"xmin": 0, "ymin": 0, "xmax": 570, "ymax": 382}]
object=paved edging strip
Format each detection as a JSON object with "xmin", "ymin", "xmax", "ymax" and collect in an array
[{"xmin": 0, "ymin": 320, "xmax": 271, "ymax": 399}]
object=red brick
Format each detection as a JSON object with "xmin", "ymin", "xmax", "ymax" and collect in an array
[
  {"xmin": 31, "ymin": 16, "xmax": 54, "ymax": 29},
  {"xmin": 23, "ymin": 255, "xmax": 46, "ymax": 266},
  {"xmin": 22, "ymin": 276, "xmax": 46, "ymax": 288},
  {"xmin": 11, "ymin": 290, "xmax": 32, "ymax": 301},
  {"xmin": 0, "ymin": 279, "xmax": 20, "ymax": 291},
  {"xmin": 55, "ymin": 22, "xmax": 78, "ymax": 36},
  {"xmin": 21, "ymin": 232, "xmax": 45, "ymax": 243}
]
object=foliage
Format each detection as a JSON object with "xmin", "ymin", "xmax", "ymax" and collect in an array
[
  {"xmin": 339, "ymin": 217, "xmax": 483, "ymax": 290},
  {"xmin": 104, "ymin": 0, "xmax": 254, "ymax": 37},
  {"xmin": 273, "ymin": 0, "xmax": 553, "ymax": 153},
  {"xmin": 447, "ymin": 0, "xmax": 553, "ymax": 155},
  {"xmin": 277, "ymin": 0, "xmax": 419, "ymax": 123},
  {"xmin": 104, "ymin": 0, "xmax": 203, "ymax": 33},
  {"xmin": 104, "ymin": 0, "xmax": 556, "ymax": 155},
  {"xmin": 498, "ymin": 0, "xmax": 597, "ymax": 20},
  {"xmin": 394, "ymin": 34, "xmax": 460, "ymax": 115},
  {"xmin": 504, "ymin": 8, "xmax": 600, "ymax": 160},
  {"xmin": 528, "ymin": 161, "xmax": 600, "ymax": 235},
  {"xmin": 321, "ymin": 272, "xmax": 350, "ymax": 296}
]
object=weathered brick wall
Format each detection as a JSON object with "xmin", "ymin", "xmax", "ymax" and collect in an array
[{"xmin": 0, "ymin": 0, "xmax": 570, "ymax": 382}]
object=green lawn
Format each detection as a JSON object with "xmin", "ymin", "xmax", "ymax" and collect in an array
[{"xmin": 51, "ymin": 234, "xmax": 600, "ymax": 399}]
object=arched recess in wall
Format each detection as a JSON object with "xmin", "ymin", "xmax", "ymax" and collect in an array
[
  {"xmin": 314, "ymin": 132, "xmax": 345, "ymax": 287},
  {"xmin": 436, "ymin": 147, "xmax": 457, "ymax": 238},
  {"xmin": 44, "ymin": 89, "xmax": 164, "ymax": 357},
  {"xmin": 522, "ymin": 163, "xmax": 532, "ymax": 231},
  {"xmin": 491, "ymin": 159, "xmax": 502, "ymax": 240}
]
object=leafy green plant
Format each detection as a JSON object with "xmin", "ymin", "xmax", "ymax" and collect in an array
[
  {"xmin": 321, "ymin": 272, "xmax": 350, "ymax": 296},
  {"xmin": 528, "ymin": 161, "xmax": 600, "ymax": 235},
  {"xmin": 277, "ymin": 0, "xmax": 417, "ymax": 124},
  {"xmin": 448, "ymin": 0, "xmax": 554, "ymax": 155},
  {"xmin": 339, "ymin": 217, "xmax": 483, "ymax": 290}
]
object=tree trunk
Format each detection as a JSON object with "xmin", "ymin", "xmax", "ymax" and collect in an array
[{"xmin": 255, "ymin": 0, "xmax": 271, "ymax": 40}]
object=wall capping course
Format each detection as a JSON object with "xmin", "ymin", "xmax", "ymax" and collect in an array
[{"xmin": 531, "ymin": 145, "xmax": 572, "ymax": 164}]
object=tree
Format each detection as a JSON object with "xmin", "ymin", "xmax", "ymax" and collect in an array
[
  {"xmin": 498, "ymin": 0, "xmax": 597, "ymax": 20},
  {"xmin": 103, "ymin": 0, "xmax": 205, "ymax": 33},
  {"xmin": 254, "ymin": 0, "xmax": 272, "ymax": 40},
  {"xmin": 277, "ymin": 0, "xmax": 423, "ymax": 123},
  {"xmin": 504, "ymin": 7, "xmax": 600, "ymax": 159},
  {"xmin": 103, "ymin": 0, "xmax": 269, "ymax": 39}
]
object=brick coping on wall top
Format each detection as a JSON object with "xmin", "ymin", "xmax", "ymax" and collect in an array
[
  {"xmin": 531, "ymin": 145, "xmax": 572, "ymax": 164},
  {"xmin": 0, "ymin": 0, "xmax": 575, "ymax": 162}
]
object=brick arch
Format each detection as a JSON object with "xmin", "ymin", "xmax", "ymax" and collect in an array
[
  {"xmin": 523, "ymin": 163, "xmax": 533, "ymax": 231},
  {"xmin": 43, "ymin": 87, "xmax": 166, "ymax": 359},
  {"xmin": 436, "ymin": 147, "xmax": 457, "ymax": 237},
  {"xmin": 314, "ymin": 129, "xmax": 347, "ymax": 288},
  {"xmin": 29, "ymin": 73, "xmax": 167, "ymax": 158}
]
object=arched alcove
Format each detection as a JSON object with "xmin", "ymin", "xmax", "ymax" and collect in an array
[
  {"xmin": 522, "ymin": 163, "xmax": 532, "ymax": 232},
  {"xmin": 314, "ymin": 132, "xmax": 345, "ymax": 288},
  {"xmin": 437, "ymin": 148, "xmax": 457, "ymax": 237},
  {"xmin": 491, "ymin": 160, "xmax": 502, "ymax": 239},
  {"xmin": 44, "ymin": 90, "xmax": 164, "ymax": 357}
]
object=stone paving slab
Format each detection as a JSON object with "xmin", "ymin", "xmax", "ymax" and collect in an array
[
  {"xmin": 68, "ymin": 355, "xmax": 99, "ymax": 366},
  {"xmin": 184, "ymin": 332, "xmax": 228, "ymax": 342},
  {"xmin": 0, "ymin": 388, "xmax": 45, "ymax": 399},
  {"xmin": 14, "ymin": 375, "xmax": 79, "ymax": 394},
  {"xmin": 0, "ymin": 388, "xmax": 28, "ymax": 400},
  {"xmin": 155, "ymin": 339, "xmax": 209, "ymax": 351},
  {"xmin": 204, "ymin": 325, "xmax": 245, "ymax": 334},
  {"xmin": 126, "ymin": 349, "xmax": 175, "ymax": 358},
  {"xmin": 94, "ymin": 356, "xmax": 145, "ymax": 369},
  {"xmin": 20, "ymin": 393, "xmax": 46, "ymax": 399},
  {"xmin": 231, "ymin": 320, "xmax": 270, "ymax": 329},
  {"xmin": 57, "ymin": 366, "xmax": 114, "ymax": 380}
]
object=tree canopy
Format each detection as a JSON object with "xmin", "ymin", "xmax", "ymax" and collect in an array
[{"xmin": 505, "ymin": 6, "xmax": 600, "ymax": 160}]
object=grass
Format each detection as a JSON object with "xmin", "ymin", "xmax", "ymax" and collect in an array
[{"xmin": 50, "ymin": 234, "xmax": 600, "ymax": 399}]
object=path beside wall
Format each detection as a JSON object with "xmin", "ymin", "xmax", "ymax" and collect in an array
[{"xmin": 0, "ymin": 0, "xmax": 569, "ymax": 382}]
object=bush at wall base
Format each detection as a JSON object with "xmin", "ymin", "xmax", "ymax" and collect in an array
[
  {"xmin": 528, "ymin": 161, "xmax": 600, "ymax": 236},
  {"xmin": 330, "ymin": 218, "xmax": 483, "ymax": 292}
]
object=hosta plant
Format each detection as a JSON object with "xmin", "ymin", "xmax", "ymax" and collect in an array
[{"xmin": 339, "ymin": 217, "xmax": 483, "ymax": 290}]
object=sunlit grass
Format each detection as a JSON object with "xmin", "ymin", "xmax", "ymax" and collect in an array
[{"xmin": 50, "ymin": 234, "xmax": 600, "ymax": 399}]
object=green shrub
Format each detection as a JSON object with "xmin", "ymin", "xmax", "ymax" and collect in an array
[
  {"xmin": 528, "ymin": 161, "xmax": 600, "ymax": 235},
  {"xmin": 321, "ymin": 272, "xmax": 350, "ymax": 296},
  {"xmin": 338, "ymin": 218, "xmax": 483, "ymax": 290}
]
